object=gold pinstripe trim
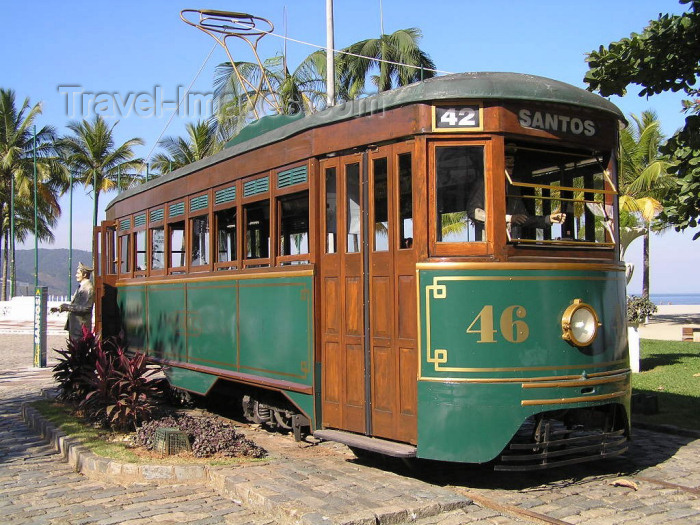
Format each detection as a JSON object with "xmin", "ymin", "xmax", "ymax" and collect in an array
[
  {"xmin": 416, "ymin": 262, "xmax": 625, "ymax": 272},
  {"xmin": 116, "ymin": 269, "xmax": 314, "ymax": 287},
  {"xmin": 417, "ymin": 368, "xmax": 630, "ymax": 384},
  {"xmin": 521, "ymin": 390, "xmax": 627, "ymax": 406}
]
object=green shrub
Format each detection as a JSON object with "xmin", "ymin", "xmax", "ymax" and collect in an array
[
  {"xmin": 54, "ymin": 329, "xmax": 168, "ymax": 431},
  {"xmin": 627, "ymin": 295, "xmax": 657, "ymax": 325}
]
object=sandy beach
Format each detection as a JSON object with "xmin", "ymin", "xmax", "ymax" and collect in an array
[{"xmin": 637, "ymin": 304, "xmax": 700, "ymax": 341}]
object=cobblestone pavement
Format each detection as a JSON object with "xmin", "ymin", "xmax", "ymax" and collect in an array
[{"xmin": 1, "ymin": 336, "xmax": 699, "ymax": 524}]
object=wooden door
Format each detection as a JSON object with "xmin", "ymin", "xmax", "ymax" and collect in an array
[
  {"xmin": 368, "ymin": 145, "xmax": 418, "ymax": 443},
  {"xmin": 94, "ymin": 221, "xmax": 120, "ymax": 338},
  {"xmin": 320, "ymin": 154, "xmax": 366, "ymax": 433},
  {"xmin": 320, "ymin": 145, "xmax": 418, "ymax": 444}
]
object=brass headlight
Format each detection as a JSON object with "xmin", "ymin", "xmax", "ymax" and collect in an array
[{"xmin": 562, "ymin": 299, "xmax": 600, "ymax": 347}]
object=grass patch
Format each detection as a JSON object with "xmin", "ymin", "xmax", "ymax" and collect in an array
[
  {"xmin": 632, "ymin": 339, "xmax": 700, "ymax": 430},
  {"xmin": 30, "ymin": 400, "xmax": 264, "ymax": 466}
]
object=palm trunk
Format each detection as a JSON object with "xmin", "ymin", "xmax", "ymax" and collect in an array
[
  {"xmin": 1, "ymin": 234, "xmax": 8, "ymax": 301},
  {"xmin": 642, "ymin": 223, "xmax": 650, "ymax": 299}
]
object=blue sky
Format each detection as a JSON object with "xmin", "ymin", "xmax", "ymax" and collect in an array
[{"xmin": 4, "ymin": 0, "xmax": 698, "ymax": 293}]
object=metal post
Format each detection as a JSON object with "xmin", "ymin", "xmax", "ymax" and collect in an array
[
  {"xmin": 10, "ymin": 173, "xmax": 14, "ymax": 298},
  {"xmin": 33, "ymin": 286, "xmax": 47, "ymax": 368},
  {"xmin": 146, "ymin": 162, "xmax": 150, "ymax": 182},
  {"xmin": 326, "ymin": 0, "xmax": 335, "ymax": 107},
  {"xmin": 33, "ymin": 125, "xmax": 38, "ymax": 289},
  {"xmin": 68, "ymin": 170, "xmax": 73, "ymax": 298}
]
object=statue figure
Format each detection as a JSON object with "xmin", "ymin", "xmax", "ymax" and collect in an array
[{"xmin": 51, "ymin": 262, "xmax": 95, "ymax": 340}]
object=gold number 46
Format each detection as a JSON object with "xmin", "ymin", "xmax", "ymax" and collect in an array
[{"xmin": 466, "ymin": 305, "xmax": 529, "ymax": 343}]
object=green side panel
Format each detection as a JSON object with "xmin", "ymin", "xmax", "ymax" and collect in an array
[
  {"xmin": 147, "ymin": 284, "xmax": 186, "ymax": 362},
  {"xmin": 186, "ymin": 282, "xmax": 238, "ymax": 370},
  {"xmin": 284, "ymin": 391, "xmax": 315, "ymax": 427},
  {"xmin": 165, "ymin": 367, "xmax": 218, "ymax": 395},
  {"xmin": 417, "ymin": 266, "xmax": 630, "ymax": 463},
  {"xmin": 118, "ymin": 285, "xmax": 147, "ymax": 352},
  {"xmin": 238, "ymin": 277, "xmax": 314, "ymax": 386}
]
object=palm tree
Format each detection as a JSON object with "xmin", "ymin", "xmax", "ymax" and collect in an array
[
  {"xmin": 213, "ymin": 55, "xmax": 326, "ymax": 141},
  {"xmin": 335, "ymin": 28, "xmax": 436, "ymax": 97},
  {"xmin": 0, "ymin": 89, "xmax": 67, "ymax": 299},
  {"xmin": 58, "ymin": 116, "xmax": 144, "ymax": 235},
  {"xmin": 618, "ymin": 111, "xmax": 674, "ymax": 298},
  {"xmin": 151, "ymin": 119, "xmax": 223, "ymax": 174},
  {"xmin": 212, "ymin": 29, "xmax": 435, "ymax": 138}
]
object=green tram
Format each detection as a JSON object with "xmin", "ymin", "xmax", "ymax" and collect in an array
[{"xmin": 95, "ymin": 72, "xmax": 631, "ymax": 470}]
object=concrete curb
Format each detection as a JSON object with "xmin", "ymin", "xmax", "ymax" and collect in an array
[
  {"xmin": 21, "ymin": 402, "xmax": 472, "ymax": 525},
  {"xmin": 21, "ymin": 403, "xmax": 210, "ymax": 484}
]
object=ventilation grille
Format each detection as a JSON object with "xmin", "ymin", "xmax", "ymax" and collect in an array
[
  {"xmin": 243, "ymin": 177, "xmax": 269, "ymax": 197},
  {"xmin": 169, "ymin": 202, "xmax": 185, "ymax": 217},
  {"xmin": 278, "ymin": 166, "xmax": 308, "ymax": 188},
  {"xmin": 190, "ymin": 194, "xmax": 209, "ymax": 212},
  {"xmin": 215, "ymin": 186, "xmax": 236, "ymax": 205}
]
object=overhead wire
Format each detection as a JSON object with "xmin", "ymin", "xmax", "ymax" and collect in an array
[{"xmin": 146, "ymin": 19, "xmax": 453, "ymax": 168}]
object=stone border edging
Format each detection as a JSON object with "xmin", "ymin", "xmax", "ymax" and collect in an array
[{"xmin": 21, "ymin": 403, "xmax": 210, "ymax": 484}]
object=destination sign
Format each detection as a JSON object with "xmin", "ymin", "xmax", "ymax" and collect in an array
[{"xmin": 518, "ymin": 109, "xmax": 597, "ymax": 137}]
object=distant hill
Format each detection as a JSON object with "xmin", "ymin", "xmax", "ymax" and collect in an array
[{"xmin": 13, "ymin": 249, "xmax": 93, "ymax": 298}]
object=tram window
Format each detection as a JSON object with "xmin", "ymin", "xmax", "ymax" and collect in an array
[
  {"xmin": 190, "ymin": 215, "xmax": 209, "ymax": 267},
  {"xmin": 107, "ymin": 228, "xmax": 117, "ymax": 274},
  {"xmin": 135, "ymin": 231, "xmax": 147, "ymax": 272},
  {"xmin": 119, "ymin": 234, "xmax": 130, "ymax": 274},
  {"xmin": 244, "ymin": 201, "xmax": 270, "ymax": 262},
  {"xmin": 216, "ymin": 207, "xmax": 237, "ymax": 266},
  {"xmin": 150, "ymin": 226, "xmax": 165, "ymax": 270},
  {"xmin": 504, "ymin": 142, "xmax": 616, "ymax": 246},
  {"xmin": 325, "ymin": 167, "xmax": 337, "ymax": 254},
  {"xmin": 373, "ymin": 158, "xmax": 389, "ymax": 252},
  {"xmin": 169, "ymin": 221, "xmax": 186, "ymax": 269},
  {"xmin": 398, "ymin": 153, "xmax": 413, "ymax": 249},
  {"xmin": 435, "ymin": 146, "xmax": 486, "ymax": 242},
  {"xmin": 279, "ymin": 191, "xmax": 309, "ymax": 259},
  {"xmin": 346, "ymin": 163, "xmax": 361, "ymax": 253}
]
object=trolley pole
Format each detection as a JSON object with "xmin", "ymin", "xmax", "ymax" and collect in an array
[{"xmin": 326, "ymin": 0, "xmax": 335, "ymax": 107}]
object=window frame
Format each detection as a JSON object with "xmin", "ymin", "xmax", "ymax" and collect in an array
[
  {"xmin": 429, "ymin": 139, "xmax": 493, "ymax": 257},
  {"xmin": 148, "ymin": 207, "xmax": 166, "ymax": 276},
  {"xmin": 241, "ymin": 173, "xmax": 272, "ymax": 269},
  {"xmin": 167, "ymin": 201, "xmax": 187, "ymax": 275},
  {"xmin": 275, "ymin": 162, "xmax": 312, "ymax": 267},
  {"xmin": 188, "ymin": 191, "xmax": 213, "ymax": 273}
]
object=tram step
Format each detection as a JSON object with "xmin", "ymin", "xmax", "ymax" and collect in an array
[{"xmin": 314, "ymin": 429, "xmax": 417, "ymax": 458}]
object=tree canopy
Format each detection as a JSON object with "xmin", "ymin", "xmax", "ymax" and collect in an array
[{"xmin": 584, "ymin": 0, "xmax": 700, "ymax": 239}]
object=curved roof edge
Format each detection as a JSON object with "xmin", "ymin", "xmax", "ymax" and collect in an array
[{"xmin": 108, "ymin": 72, "xmax": 624, "ymax": 210}]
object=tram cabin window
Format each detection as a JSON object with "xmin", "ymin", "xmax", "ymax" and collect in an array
[
  {"xmin": 503, "ymin": 142, "xmax": 616, "ymax": 246},
  {"xmin": 107, "ymin": 228, "xmax": 117, "ymax": 274},
  {"xmin": 119, "ymin": 234, "xmax": 130, "ymax": 274},
  {"xmin": 346, "ymin": 163, "xmax": 361, "ymax": 253},
  {"xmin": 216, "ymin": 207, "xmax": 237, "ymax": 268},
  {"xmin": 279, "ymin": 191, "xmax": 309, "ymax": 263},
  {"xmin": 169, "ymin": 221, "xmax": 186, "ymax": 271},
  {"xmin": 325, "ymin": 167, "xmax": 337, "ymax": 254},
  {"xmin": 190, "ymin": 215, "xmax": 210, "ymax": 267},
  {"xmin": 435, "ymin": 146, "xmax": 486, "ymax": 242},
  {"xmin": 244, "ymin": 200, "xmax": 270, "ymax": 265},
  {"xmin": 135, "ymin": 230, "xmax": 147, "ymax": 272},
  {"xmin": 373, "ymin": 158, "xmax": 389, "ymax": 252},
  {"xmin": 398, "ymin": 153, "xmax": 413, "ymax": 249},
  {"xmin": 150, "ymin": 226, "xmax": 165, "ymax": 270}
]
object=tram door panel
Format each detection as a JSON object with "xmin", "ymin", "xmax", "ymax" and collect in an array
[
  {"xmin": 94, "ymin": 222, "xmax": 120, "ymax": 339},
  {"xmin": 321, "ymin": 155, "xmax": 366, "ymax": 433},
  {"xmin": 320, "ymin": 146, "xmax": 418, "ymax": 444}
]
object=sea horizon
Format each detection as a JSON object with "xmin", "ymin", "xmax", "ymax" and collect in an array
[{"xmin": 638, "ymin": 292, "xmax": 700, "ymax": 305}]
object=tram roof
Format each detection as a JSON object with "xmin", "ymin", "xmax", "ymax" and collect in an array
[{"xmin": 107, "ymin": 72, "xmax": 624, "ymax": 210}]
